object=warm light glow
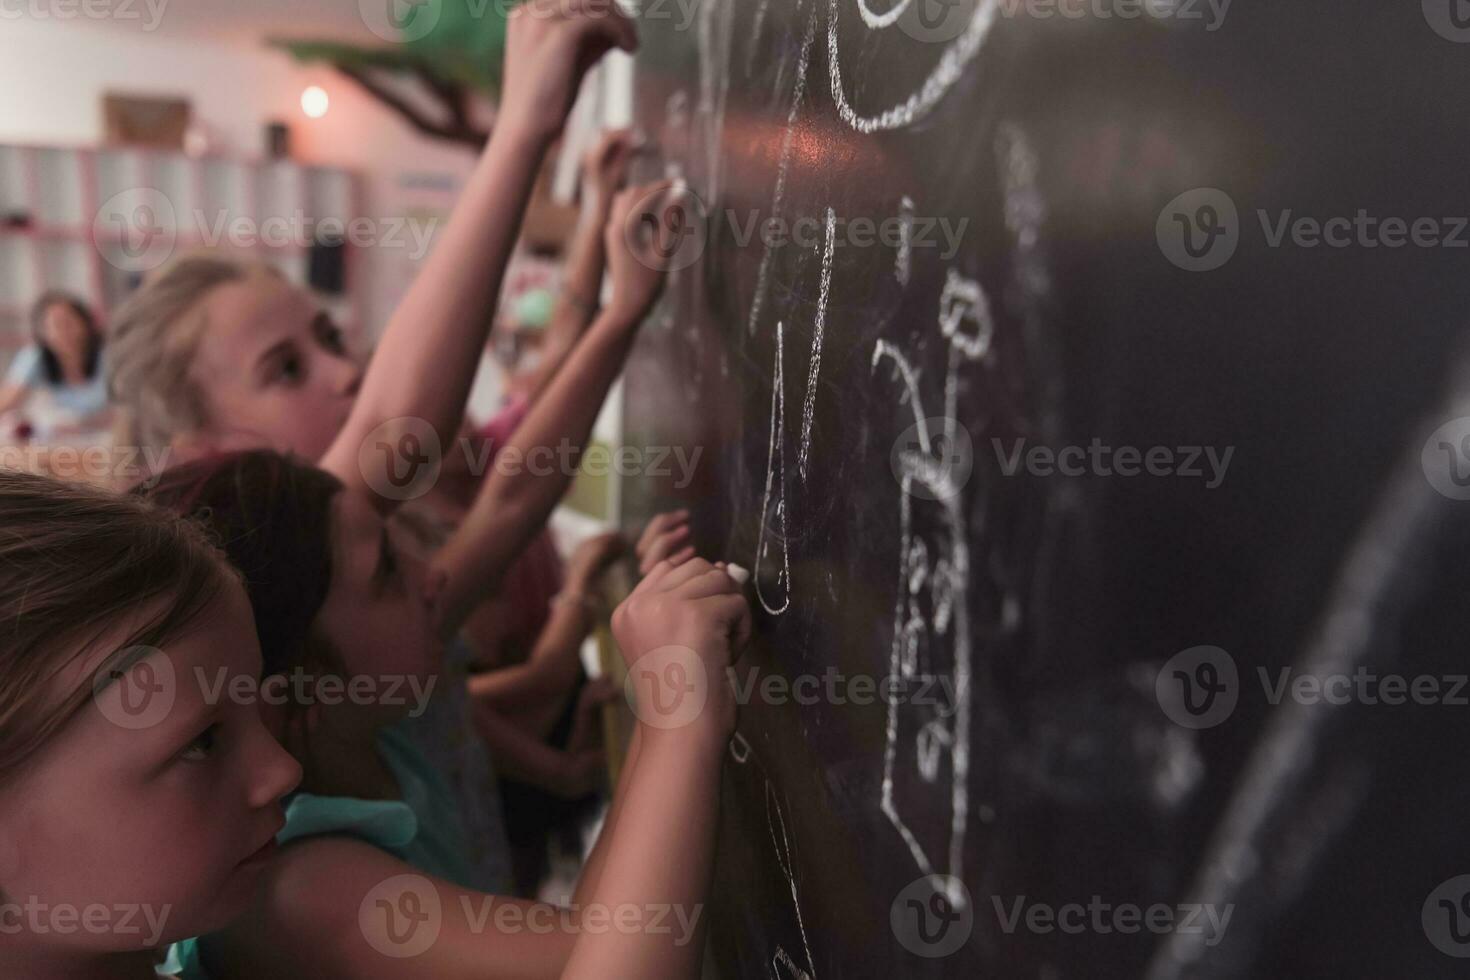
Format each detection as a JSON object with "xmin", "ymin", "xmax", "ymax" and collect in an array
[{"xmin": 301, "ymin": 86, "xmax": 330, "ymax": 119}]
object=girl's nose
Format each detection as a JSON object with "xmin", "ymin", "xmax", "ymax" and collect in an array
[{"xmin": 247, "ymin": 723, "xmax": 303, "ymax": 809}]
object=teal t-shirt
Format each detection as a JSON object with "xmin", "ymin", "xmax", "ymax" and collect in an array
[{"xmin": 163, "ymin": 643, "xmax": 509, "ymax": 978}]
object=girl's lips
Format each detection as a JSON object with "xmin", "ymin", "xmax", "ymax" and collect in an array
[
  {"xmin": 238, "ymin": 837, "xmax": 279, "ymax": 869},
  {"xmin": 238, "ymin": 816, "xmax": 285, "ymax": 868}
]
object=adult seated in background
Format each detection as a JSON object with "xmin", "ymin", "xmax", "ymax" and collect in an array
[{"xmin": 0, "ymin": 291, "xmax": 112, "ymax": 444}]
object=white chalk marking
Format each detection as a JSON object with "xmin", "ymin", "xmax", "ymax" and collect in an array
[
  {"xmin": 729, "ymin": 731, "xmax": 753, "ymax": 763},
  {"xmin": 857, "ymin": 0, "xmax": 913, "ymax": 28},
  {"xmin": 895, "ymin": 195, "xmax": 915, "ymax": 285},
  {"xmin": 747, "ymin": 12, "xmax": 818, "ymax": 337},
  {"xmin": 767, "ymin": 782, "xmax": 817, "ymax": 978},
  {"xmin": 871, "ymin": 327, "xmax": 975, "ymax": 912},
  {"xmin": 828, "ymin": 0, "xmax": 1001, "ymax": 133},
  {"xmin": 797, "ymin": 207, "xmax": 836, "ymax": 482},
  {"xmin": 756, "ymin": 321, "xmax": 793, "ymax": 615}
]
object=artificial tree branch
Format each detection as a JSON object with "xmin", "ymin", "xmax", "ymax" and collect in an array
[{"xmin": 336, "ymin": 63, "xmax": 489, "ymax": 147}]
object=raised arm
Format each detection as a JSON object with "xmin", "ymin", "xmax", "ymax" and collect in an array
[
  {"xmin": 426, "ymin": 183, "xmax": 676, "ymax": 639},
  {"xmin": 563, "ymin": 555, "xmax": 749, "ymax": 979},
  {"xmin": 322, "ymin": 0, "xmax": 637, "ymax": 500},
  {"xmin": 512, "ymin": 130, "xmax": 635, "ymax": 405}
]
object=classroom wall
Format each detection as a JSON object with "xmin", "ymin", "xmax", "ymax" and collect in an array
[{"xmin": 0, "ymin": 15, "xmax": 479, "ymax": 335}]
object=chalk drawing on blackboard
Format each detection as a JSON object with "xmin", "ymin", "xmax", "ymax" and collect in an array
[
  {"xmin": 756, "ymin": 320, "xmax": 793, "ymax": 615},
  {"xmin": 871, "ymin": 294, "xmax": 979, "ymax": 907},
  {"xmin": 939, "ymin": 267, "xmax": 994, "ymax": 362},
  {"xmin": 767, "ymin": 780, "xmax": 817, "ymax": 979},
  {"xmin": 895, "ymin": 196, "xmax": 915, "ymax": 286},
  {"xmin": 827, "ymin": 0, "xmax": 1001, "ymax": 133},
  {"xmin": 747, "ymin": 12, "xmax": 817, "ymax": 337},
  {"xmin": 857, "ymin": 0, "xmax": 911, "ymax": 29},
  {"xmin": 772, "ymin": 947, "xmax": 813, "ymax": 980},
  {"xmin": 730, "ymin": 731, "xmax": 753, "ymax": 764},
  {"xmin": 797, "ymin": 208, "xmax": 836, "ymax": 482},
  {"xmin": 695, "ymin": 0, "xmax": 733, "ymax": 205}
]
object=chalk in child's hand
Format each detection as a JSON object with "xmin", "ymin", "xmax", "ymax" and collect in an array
[{"xmin": 725, "ymin": 563, "xmax": 750, "ymax": 586}]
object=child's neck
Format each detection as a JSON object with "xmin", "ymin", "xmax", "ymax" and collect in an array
[{"xmin": 299, "ymin": 706, "xmax": 401, "ymax": 801}]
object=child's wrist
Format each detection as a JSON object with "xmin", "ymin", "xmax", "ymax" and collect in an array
[
  {"xmin": 493, "ymin": 106, "xmax": 560, "ymax": 152},
  {"xmin": 638, "ymin": 717, "xmax": 731, "ymax": 761}
]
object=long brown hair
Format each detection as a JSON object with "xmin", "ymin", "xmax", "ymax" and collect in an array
[
  {"xmin": 137, "ymin": 450, "xmax": 345, "ymax": 687},
  {"xmin": 0, "ymin": 469, "xmax": 238, "ymax": 779}
]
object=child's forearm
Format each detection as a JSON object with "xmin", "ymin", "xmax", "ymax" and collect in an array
[
  {"xmin": 571, "ymin": 724, "xmax": 640, "ymax": 907},
  {"xmin": 323, "ymin": 119, "xmax": 552, "ymax": 495},
  {"xmin": 562, "ymin": 728, "xmax": 723, "ymax": 979},
  {"xmin": 468, "ymin": 600, "xmax": 590, "ymax": 732},
  {"xmin": 430, "ymin": 311, "xmax": 638, "ymax": 636},
  {"xmin": 471, "ymin": 701, "xmax": 591, "ymax": 799},
  {"xmin": 519, "ymin": 199, "xmax": 613, "ymax": 404}
]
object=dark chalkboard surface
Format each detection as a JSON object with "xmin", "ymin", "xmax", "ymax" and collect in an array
[{"xmin": 620, "ymin": 1, "xmax": 1470, "ymax": 976}]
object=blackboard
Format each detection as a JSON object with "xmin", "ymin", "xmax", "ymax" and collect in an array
[{"xmin": 620, "ymin": 1, "xmax": 1470, "ymax": 976}]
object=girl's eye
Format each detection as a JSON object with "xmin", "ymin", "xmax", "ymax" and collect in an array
[
  {"xmin": 277, "ymin": 355, "xmax": 303, "ymax": 384},
  {"xmin": 315, "ymin": 315, "xmax": 346, "ymax": 355},
  {"xmin": 180, "ymin": 724, "xmax": 221, "ymax": 762}
]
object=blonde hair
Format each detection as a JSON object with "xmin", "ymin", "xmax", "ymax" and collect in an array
[
  {"xmin": 106, "ymin": 255, "xmax": 275, "ymax": 450},
  {"xmin": 0, "ymin": 469, "xmax": 238, "ymax": 781}
]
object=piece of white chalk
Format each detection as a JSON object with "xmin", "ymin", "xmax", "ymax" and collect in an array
[{"xmin": 725, "ymin": 562, "xmax": 751, "ymax": 585}]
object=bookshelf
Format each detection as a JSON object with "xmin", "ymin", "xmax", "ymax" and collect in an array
[{"xmin": 0, "ymin": 142, "xmax": 363, "ymax": 365}]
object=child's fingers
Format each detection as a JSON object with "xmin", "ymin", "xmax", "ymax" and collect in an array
[
  {"xmin": 639, "ymin": 528, "xmax": 691, "ymax": 572},
  {"xmin": 672, "ymin": 567, "xmax": 742, "ymax": 601},
  {"xmin": 694, "ymin": 593, "xmax": 754, "ymax": 656},
  {"xmin": 630, "ymin": 556, "xmax": 679, "ymax": 595},
  {"xmin": 651, "ymin": 556, "xmax": 715, "ymax": 592},
  {"xmin": 663, "ymin": 545, "xmax": 698, "ymax": 571},
  {"xmin": 552, "ymin": 0, "xmax": 638, "ymax": 53},
  {"xmin": 635, "ymin": 510, "xmax": 686, "ymax": 555}
]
